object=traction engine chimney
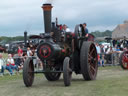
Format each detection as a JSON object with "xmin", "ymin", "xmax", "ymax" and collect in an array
[{"xmin": 42, "ymin": 4, "xmax": 53, "ymax": 33}]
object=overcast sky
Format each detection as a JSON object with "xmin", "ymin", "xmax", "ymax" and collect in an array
[{"xmin": 0, "ymin": 0, "xmax": 128, "ymax": 36}]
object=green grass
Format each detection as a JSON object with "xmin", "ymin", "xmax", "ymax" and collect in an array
[{"xmin": 1, "ymin": 66, "xmax": 128, "ymax": 96}]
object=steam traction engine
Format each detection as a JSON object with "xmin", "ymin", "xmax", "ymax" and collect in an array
[{"xmin": 23, "ymin": 4, "xmax": 98, "ymax": 87}]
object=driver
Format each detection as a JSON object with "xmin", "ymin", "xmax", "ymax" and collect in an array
[{"xmin": 82, "ymin": 23, "xmax": 89, "ymax": 37}]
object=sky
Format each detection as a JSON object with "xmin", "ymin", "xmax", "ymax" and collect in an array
[{"xmin": 0, "ymin": 0, "xmax": 128, "ymax": 36}]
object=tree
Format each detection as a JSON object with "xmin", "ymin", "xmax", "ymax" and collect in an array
[{"xmin": 91, "ymin": 30, "xmax": 113, "ymax": 37}]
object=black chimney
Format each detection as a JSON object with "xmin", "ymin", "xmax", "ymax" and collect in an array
[
  {"xmin": 24, "ymin": 31, "xmax": 27, "ymax": 47},
  {"xmin": 42, "ymin": 4, "xmax": 53, "ymax": 33}
]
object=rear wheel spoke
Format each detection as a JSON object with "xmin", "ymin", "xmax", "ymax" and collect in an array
[
  {"xmin": 89, "ymin": 48, "xmax": 95, "ymax": 56},
  {"xmin": 90, "ymin": 65, "xmax": 96, "ymax": 73}
]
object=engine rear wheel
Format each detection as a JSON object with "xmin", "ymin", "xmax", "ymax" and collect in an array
[
  {"xmin": 23, "ymin": 58, "xmax": 34, "ymax": 87},
  {"xmin": 120, "ymin": 51, "xmax": 128, "ymax": 69},
  {"xmin": 80, "ymin": 41, "xmax": 98, "ymax": 80},
  {"xmin": 63, "ymin": 57, "xmax": 72, "ymax": 86}
]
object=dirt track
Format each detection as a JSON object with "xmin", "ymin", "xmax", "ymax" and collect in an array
[{"xmin": 1, "ymin": 66, "xmax": 128, "ymax": 96}]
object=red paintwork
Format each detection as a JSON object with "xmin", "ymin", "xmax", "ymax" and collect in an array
[
  {"xmin": 39, "ymin": 45, "xmax": 52, "ymax": 58},
  {"xmin": 122, "ymin": 51, "xmax": 128, "ymax": 69},
  {"xmin": 88, "ymin": 34, "xmax": 95, "ymax": 41}
]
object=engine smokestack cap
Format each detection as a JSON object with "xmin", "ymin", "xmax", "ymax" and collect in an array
[{"xmin": 42, "ymin": 3, "xmax": 53, "ymax": 11}]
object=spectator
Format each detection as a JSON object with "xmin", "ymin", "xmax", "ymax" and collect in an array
[
  {"xmin": 123, "ymin": 47, "xmax": 128, "ymax": 51},
  {"xmin": 117, "ymin": 40, "xmax": 121, "ymax": 48},
  {"xmin": 105, "ymin": 45, "xmax": 109, "ymax": 53},
  {"xmin": 113, "ymin": 44, "xmax": 121, "ymax": 53},
  {"xmin": 96, "ymin": 43, "xmax": 100, "ymax": 54},
  {"xmin": 112, "ymin": 39, "xmax": 117, "ymax": 47},
  {"xmin": 17, "ymin": 46, "xmax": 24, "ymax": 70},
  {"xmin": 96, "ymin": 43, "xmax": 101, "ymax": 66},
  {"xmin": 0, "ymin": 53, "xmax": 5, "ymax": 76},
  {"xmin": 14, "ymin": 54, "xmax": 23, "ymax": 71},
  {"xmin": 121, "ymin": 36, "xmax": 128, "ymax": 48},
  {"xmin": 17, "ymin": 46, "xmax": 23, "ymax": 56},
  {"xmin": 27, "ymin": 47, "xmax": 33, "ymax": 57},
  {"xmin": 100, "ymin": 45, "xmax": 105, "ymax": 67},
  {"xmin": 30, "ymin": 44, "xmax": 36, "ymax": 56},
  {"xmin": 113, "ymin": 44, "xmax": 121, "ymax": 64},
  {"xmin": 6, "ymin": 54, "xmax": 18, "ymax": 75},
  {"xmin": 105, "ymin": 46, "xmax": 114, "ymax": 64}
]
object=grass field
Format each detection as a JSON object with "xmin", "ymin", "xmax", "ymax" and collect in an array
[{"xmin": 1, "ymin": 66, "xmax": 128, "ymax": 96}]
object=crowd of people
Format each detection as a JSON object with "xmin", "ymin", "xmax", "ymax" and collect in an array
[
  {"xmin": 0, "ymin": 53, "xmax": 18, "ymax": 76},
  {"xmin": 96, "ymin": 39, "xmax": 128, "ymax": 67},
  {"xmin": 0, "ymin": 45, "xmax": 42, "ymax": 76}
]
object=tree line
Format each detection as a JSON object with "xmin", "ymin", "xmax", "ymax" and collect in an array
[
  {"xmin": 0, "ymin": 30, "xmax": 113, "ymax": 43},
  {"xmin": 91, "ymin": 30, "xmax": 112, "ymax": 37},
  {"xmin": 0, "ymin": 36, "xmax": 24, "ymax": 43}
]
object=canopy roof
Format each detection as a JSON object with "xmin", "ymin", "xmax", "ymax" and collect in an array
[{"xmin": 112, "ymin": 20, "xmax": 128, "ymax": 39}]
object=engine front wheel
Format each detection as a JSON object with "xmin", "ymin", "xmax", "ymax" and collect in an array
[
  {"xmin": 63, "ymin": 57, "xmax": 72, "ymax": 86},
  {"xmin": 23, "ymin": 58, "xmax": 34, "ymax": 87}
]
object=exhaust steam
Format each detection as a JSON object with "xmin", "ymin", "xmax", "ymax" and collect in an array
[{"xmin": 45, "ymin": 0, "xmax": 54, "ymax": 4}]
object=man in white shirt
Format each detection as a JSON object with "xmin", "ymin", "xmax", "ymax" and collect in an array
[
  {"xmin": 0, "ymin": 53, "xmax": 5, "ymax": 75},
  {"xmin": 62, "ymin": 24, "xmax": 71, "ymax": 34},
  {"xmin": 95, "ymin": 43, "xmax": 101, "ymax": 66},
  {"xmin": 6, "ymin": 54, "xmax": 18, "ymax": 75},
  {"xmin": 96, "ymin": 43, "xmax": 101, "ymax": 54},
  {"xmin": 27, "ymin": 47, "xmax": 33, "ymax": 57},
  {"xmin": 105, "ymin": 46, "xmax": 113, "ymax": 64}
]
